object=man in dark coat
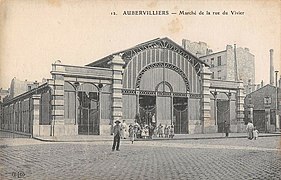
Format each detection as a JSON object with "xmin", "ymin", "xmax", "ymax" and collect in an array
[
  {"xmin": 224, "ymin": 120, "xmax": 230, "ymax": 137},
  {"xmin": 112, "ymin": 120, "xmax": 122, "ymax": 151}
]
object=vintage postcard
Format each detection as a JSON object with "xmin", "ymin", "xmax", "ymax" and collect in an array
[{"xmin": 0, "ymin": 0, "xmax": 280, "ymax": 179}]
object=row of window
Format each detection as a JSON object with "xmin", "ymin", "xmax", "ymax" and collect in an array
[
  {"xmin": 203, "ymin": 56, "xmax": 222, "ymax": 67},
  {"xmin": 211, "ymin": 70, "xmax": 222, "ymax": 80}
]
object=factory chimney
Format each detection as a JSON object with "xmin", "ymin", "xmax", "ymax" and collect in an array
[{"xmin": 234, "ymin": 44, "xmax": 239, "ymax": 81}]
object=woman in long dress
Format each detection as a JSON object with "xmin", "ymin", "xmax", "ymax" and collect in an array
[
  {"xmin": 246, "ymin": 121, "xmax": 254, "ymax": 140},
  {"xmin": 128, "ymin": 125, "xmax": 134, "ymax": 144},
  {"xmin": 120, "ymin": 120, "xmax": 128, "ymax": 139}
]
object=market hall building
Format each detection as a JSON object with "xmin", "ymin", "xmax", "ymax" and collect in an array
[{"xmin": 1, "ymin": 38, "xmax": 245, "ymax": 137}]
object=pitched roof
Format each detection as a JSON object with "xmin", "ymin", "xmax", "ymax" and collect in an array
[
  {"xmin": 246, "ymin": 84, "xmax": 280, "ymax": 97},
  {"xmin": 86, "ymin": 37, "xmax": 209, "ymax": 68}
]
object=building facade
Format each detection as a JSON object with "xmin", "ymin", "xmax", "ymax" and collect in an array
[
  {"xmin": 0, "ymin": 88, "xmax": 9, "ymax": 103},
  {"xmin": 1, "ymin": 38, "xmax": 246, "ymax": 137},
  {"xmin": 7, "ymin": 78, "xmax": 44, "ymax": 99},
  {"xmin": 182, "ymin": 40, "xmax": 255, "ymax": 94},
  {"xmin": 182, "ymin": 39, "xmax": 213, "ymax": 57},
  {"xmin": 244, "ymin": 84, "xmax": 281, "ymax": 132}
]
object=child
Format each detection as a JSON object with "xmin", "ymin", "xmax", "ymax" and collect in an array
[
  {"xmin": 141, "ymin": 126, "xmax": 146, "ymax": 139},
  {"xmin": 169, "ymin": 125, "xmax": 175, "ymax": 138},
  {"xmin": 253, "ymin": 127, "xmax": 259, "ymax": 140},
  {"xmin": 144, "ymin": 126, "xmax": 149, "ymax": 139},
  {"xmin": 164, "ymin": 125, "xmax": 169, "ymax": 138},
  {"xmin": 128, "ymin": 125, "xmax": 134, "ymax": 144},
  {"xmin": 153, "ymin": 126, "xmax": 158, "ymax": 137},
  {"xmin": 158, "ymin": 124, "xmax": 164, "ymax": 138}
]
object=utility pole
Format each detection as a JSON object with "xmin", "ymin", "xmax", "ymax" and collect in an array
[{"xmin": 275, "ymin": 71, "xmax": 279, "ymax": 131}]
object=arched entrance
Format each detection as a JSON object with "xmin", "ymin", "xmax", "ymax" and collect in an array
[
  {"xmin": 136, "ymin": 62, "xmax": 190, "ymax": 133},
  {"xmin": 155, "ymin": 82, "xmax": 173, "ymax": 127},
  {"xmin": 173, "ymin": 97, "xmax": 188, "ymax": 134},
  {"xmin": 139, "ymin": 95, "xmax": 156, "ymax": 126}
]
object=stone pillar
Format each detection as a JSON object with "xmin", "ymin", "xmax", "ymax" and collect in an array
[
  {"xmin": 49, "ymin": 63, "xmax": 66, "ymax": 136},
  {"xmin": 32, "ymin": 94, "xmax": 41, "ymax": 137},
  {"xmin": 109, "ymin": 55, "xmax": 125, "ymax": 128},
  {"xmin": 201, "ymin": 66, "xmax": 216, "ymax": 133},
  {"xmin": 237, "ymin": 81, "xmax": 246, "ymax": 132}
]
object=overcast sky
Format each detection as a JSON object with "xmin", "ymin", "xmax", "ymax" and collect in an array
[{"xmin": 0, "ymin": 0, "xmax": 280, "ymax": 89}]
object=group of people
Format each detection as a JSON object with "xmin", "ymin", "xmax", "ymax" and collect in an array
[
  {"xmin": 246, "ymin": 121, "xmax": 259, "ymax": 140},
  {"xmin": 127, "ymin": 121, "xmax": 175, "ymax": 143},
  {"xmin": 111, "ymin": 119, "xmax": 175, "ymax": 151},
  {"xmin": 155, "ymin": 124, "xmax": 175, "ymax": 138},
  {"xmin": 223, "ymin": 120, "xmax": 259, "ymax": 140},
  {"xmin": 112, "ymin": 119, "xmax": 261, "ymax": 151}
]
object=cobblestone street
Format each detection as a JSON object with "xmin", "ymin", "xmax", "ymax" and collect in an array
[{"xmin": 1, "ymin": 136, "xmax": 281, "ymax": 180}]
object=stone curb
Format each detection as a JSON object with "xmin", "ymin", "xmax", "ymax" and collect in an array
[{"xmin": 32, "ymin": 134, "xmax": 281, "ymax": 142}]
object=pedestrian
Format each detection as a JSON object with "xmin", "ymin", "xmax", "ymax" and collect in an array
[
  {"xmin": 253, "ymin": 127, "xmax": 259, "ymax": 140},
  {"xmin": 164, "ymin": 125, "xmax": 169, "ymax": 138},
  {"xmin": 169, "ymin": 125, "xmax": 175, "ymax": 138},
  {"xmin": 224, "ymin": 120, "xmax": 229, "ymax": 137},
  {"xmin": 148, "ymin": 124, "xmax": 154, "ymax": 139},
  {"xmin": 133, "ymin": 120, "xmax": 140, "ymax": 139},
  {"xmin": 153, "ymin": 126, "xmax": 158, "ymax": 137},
  {"xmin": 120, "ymin": 120, "xmax": 128, "ymax": 139},
  {"xmin": 128, "ymin": 124, "xmax": 134, "ymax": 144},
  {"xmin": 158, "ymin": 124, "xmax": 164, "ymax": 138},
  {"xmin": 246, "ymin": 121, "xmax": 254, "ymax": 140},
  {"xmin": 151, "ymin": 114, "xmax": 156, "ymax": 125},
  {"xmin": 141, "ymin": 125, "xmax": 146, "ymax": 139},
  {"xmin": 144, "ymin": 125, "xmax": 149, "ymax": 139},
  {"xmin": 112, "ymin": 120, "xmax": 121, "ymax": 151}
]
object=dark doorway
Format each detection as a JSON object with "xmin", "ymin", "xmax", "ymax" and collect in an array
[
  {"xmin": 217, "ymin": 100, "xmax": 230, "ymax": 133},
  {"xmin": 173, "ymin": 97, "xmax": 188, "ymax": 134},
  {"xmin": 78, "ymin": 92, "xmax": 99, "ymax": 135},
  {"xmin": 139, "ymin": 95, "xmax": 156, "ymax": 126},
  {"xmin": 253, "ymin": 110, "xmax": 265, "ymax": 132}
]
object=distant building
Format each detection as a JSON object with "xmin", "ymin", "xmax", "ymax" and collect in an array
[
  {"xmin": 182, "ymin": 39, "xmax": 213, "ymax": 57},
  {"xmin": 0, "ymin": 88, "xmax": 9, "ymax": 103},
  {"xmin": 0, "ymin": 88, "xmax": 9, "ymax": 129},
  {"xmin": 8, "ymin": 78, "xmax": 41, "ymax": 99},
  {"xmin": 199, "ymin": 45, "xmax": 255, "ymax": 85},
  {"xmin": 182, "ymin": 40, "xmax": 255, "ymax": 94},
  {"xmin": 244, "ymin": 84, "xmax": 281, "ymax": 132}
]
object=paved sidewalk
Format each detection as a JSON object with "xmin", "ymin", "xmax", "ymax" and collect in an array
[
  {"xmin": 1, "ymin": 136, "xmax": 280, "ymax": 179},
  {"xmin": 33, "ymin": 132, "xmax": 281, "ymax": 142}
]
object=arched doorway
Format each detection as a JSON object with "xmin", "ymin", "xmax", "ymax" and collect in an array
[
  {"xmin": 136, "ymin": 62, "xmax": 190, "ymax": 133},
  {"xmin": 173, "ymin": 96, "xmax": 188, "ymax": 134},
  {"xmin": 155, "ymin": 82, "xmax": 173, "ymax": 127},
  {"xmin": 139, "ymin": 95, "xmax": 156, "ymax": 126}
]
